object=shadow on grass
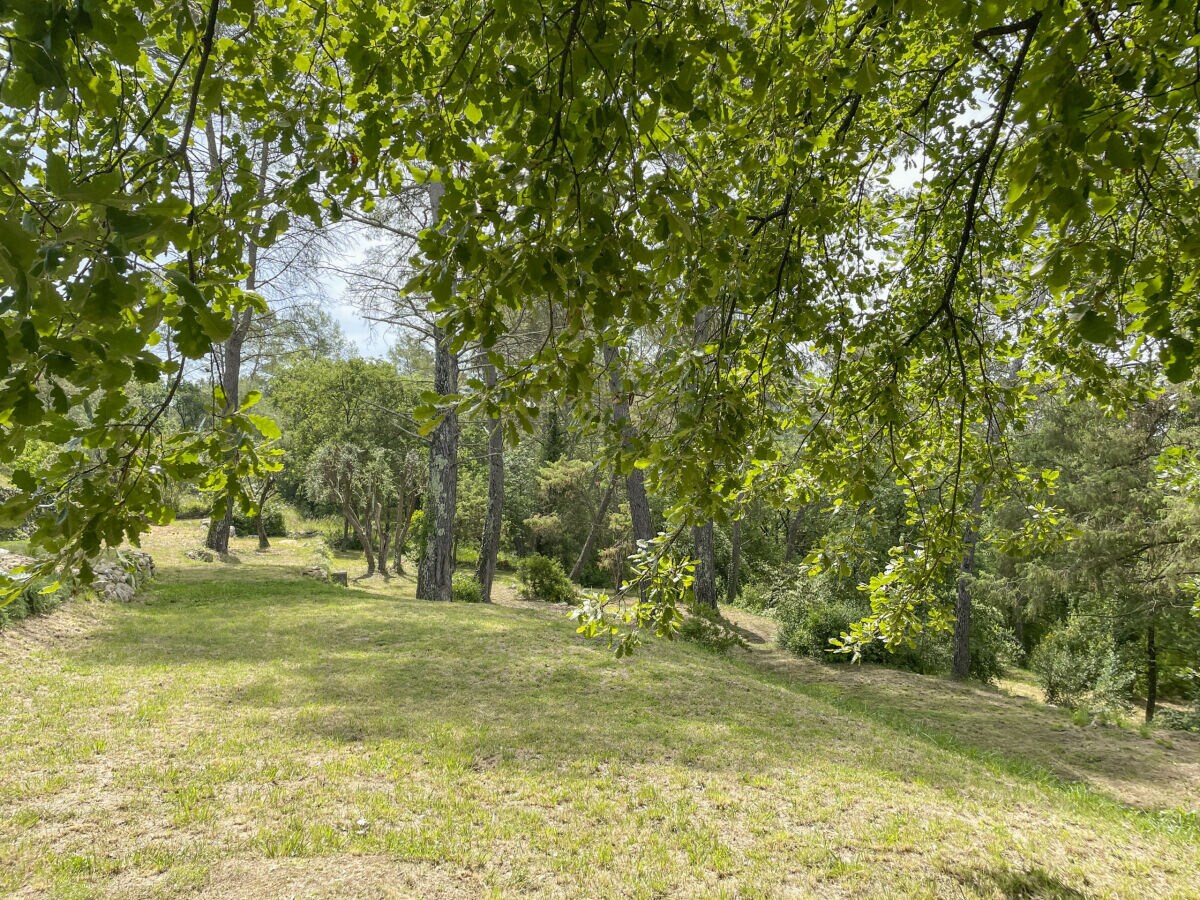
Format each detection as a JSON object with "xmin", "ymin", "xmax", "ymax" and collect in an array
[
  {"xmin": 67, "ymin": 565, "xmax": 1200, "ymax": 842},
  {"xmin": 955, "ymin": 865, "xmax": 1090, "ymax": 899}
]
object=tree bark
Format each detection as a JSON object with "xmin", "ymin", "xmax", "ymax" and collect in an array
[
  {"xmin": 205, "ymin": 139, "xmax": 268, "ymax": 555},
  {"xmin": 604, "ymin": 344, "xmax": 654, "ymax": 546},
  {"xmin": 570, "ymin": 470, "xmax": 618, "ymax": 582},
  {"xmin": 727, "ymin": 519, "xmax": 742, "ymax": 604},
  {"xmin": 416, "ymin": 326, "xmax": 458, "ymax": 601},
  {"xmin": 952, "ymin": 481, "xmax": 985, "ymax": 679},
  {"xmin": 1145, "ymin": 622, "xmax": 1158, "ymax": 723},
  {"xmin": 416, "ymin": 182, "xmax": 459, "ymax": 602},
  {"xmin": 784, "ymin": 508, "xmax": 805, "ymax": 563},
  {"xmin": 692, "ymin": 520, "xmax": 718, "ymax": 609},
  {"xmin": 475, "ymin": 358, "xmax": 504, "ymax": 603},
  {"xmin": 343, "ymin": 503, "xmax": 375, "ymax": 576},
  {"xmin": 254, "ymin": 474, "xmax": 274, "ymax": 551}
]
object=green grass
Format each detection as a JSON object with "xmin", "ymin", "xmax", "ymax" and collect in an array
[{"xmin": 1, "ymin": 522, "xmax": 1198, "ymax": 897}]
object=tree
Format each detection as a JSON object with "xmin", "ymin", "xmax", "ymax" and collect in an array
[
  {"xmin": 0, "ymin": 0, "xmax": 337, "ymax": 590},
  {"xmin": 271, "ymin": 356, "xmax": 425, "ymax": 572},
  {"xmin": 387, "ymin": 0, "xmax": 1200, "ymax": 651}
]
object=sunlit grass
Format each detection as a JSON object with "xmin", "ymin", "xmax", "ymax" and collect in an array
[{"xmin": 0, "ymin": 522, "xmax": 1197, "ymax": 897}]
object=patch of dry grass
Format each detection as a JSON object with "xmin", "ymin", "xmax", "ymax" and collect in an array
[{"xmin": 1, "ymin": 523, "xmax": 1197, "ymax": 898}]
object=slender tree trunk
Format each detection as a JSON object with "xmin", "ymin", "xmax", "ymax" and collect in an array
[
  {"xmin": 206, "ymin": 139, "xmax": 267, "ymax": 556},
  {"xmin": 604, "ymin": 344, "xmax": 653, "ymax": 545},
  {"xmin": 951, "ymin": 362, "xmax": 1017, "ymax": 679},
  {"xmin": 375, "ymin": 496, "xmax": 390, "ymax": 577},
  {"xmin": 344, "ymin": 504, "xmax": 375, "ymax": 576},
  {"xmin": 784, "ymin": 508, "xmax": 804, "ymax": 563},
  {"xmin": 394, "ymin": 496, "xmax": 412, "ymax": 575},
  {"xmin": 727, "ymin": 519, "xmax": 742, "ymax": 604},
  {"xmin": 692, "ymin": 520, "xmax": 717, "ymax": 608},
  {"xmin": 952, "ymin": 481, "xmax": 985, "ymax": 679},
  {"xmin": 475, "ymin": 359, "xmax": 504, "ymax": 603},
  {"xmin": 254, "ymin": 475, "xmax": 274, "ymax": 551},
  {"xmin": 570, "ymin": 470, "xmax": 618, "ymax": 582},
  {"xmin": 1145, "ymin": 623, "xmax": 1158, "ymax": 723},
  {"xmin": 416, "ymin": 183, "xmax": 459, "ymax": 602}
]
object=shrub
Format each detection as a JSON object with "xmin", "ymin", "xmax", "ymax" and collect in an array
[
  {"xmin": 0, "ymin": 577, "xmax": 65, "ymax": 629},
  {"xmin": 733, "ymin": 582, "xmax": 771, "ymax": 612},
  {"xmin": 1030, "ymin": 615, "xmax": 1134, "ymax": 722},
  {"xmin": 774, "ymin": 573, "xmax": 865, "ymax": 662},
  {"xmin": 515, "ymin": 553, "xmax": 578, "ymax": 604},
  {"xmin": 769, "ymin": 571, "xmax": 1013, "ymax": 679},
  {"xmin": 233, "ymin": 503, "xmax": 287, "ymax": 538},
  {"xmin": 965, "ymin": 601, "xmax": 1022, "ymax": 684},
  {"xmin": 174, "ymin": 496, "xmax": 210, "ymax": 520},
  {"xmin": 319, "ymin": 520, "xmax": 363, "ymax": 552},
  {"xmin": 1157, "ymin": 707, "xmax": 1200, "ymax": 733},
  {"xmin": 452, "ymin": 573, "xmax": 484, "ymax": 603}
]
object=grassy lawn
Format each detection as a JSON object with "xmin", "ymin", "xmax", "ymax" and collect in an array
[{"xmin": 1, "ymin": 523, "xmax": 1198, "ymax": 898}]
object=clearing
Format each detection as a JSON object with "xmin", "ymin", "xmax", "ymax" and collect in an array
[{"xmin": 1, "ymin": 523, "xmax": 1198, "ymax": 898}]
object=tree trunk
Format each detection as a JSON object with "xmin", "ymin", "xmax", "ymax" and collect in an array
[
  {"xmin": 374, "ymin": 495, "xmax": 390, "ymax": 577},
  {"xmin": 344, "ymin": 504, "xmax": 375, "ymax": 576},
  {"xmin": 393, "ymin": 496, "xmax": 412, "ymax": 575},
  {"xmin": 784, "ymin": 508, "xmax": 804, "ymax": 563},
  {"xmin": 604, "ymin": 344, "xmax": 653, "ymax": 546},
  {"xmin": 416, "ymin": 182, "xmax": 459, "ymax": 602},
  {"xmin": 570, "ymin": 470, "xmax": 618, "ymax": 582},
  {"xmin": 727, "ymin": 519, "xmax": 742, "ymax": 604},
  {"xmin": 205, "ymin": 139, "xmax": 267, "ymax": 556},
  {"xmin": 692, "ymin": 520, "xmax": 717, "ymax": 609},
  {"xmin": 1145, "ymin": 623, "xmax": 1158, "ymax": 723},
  {"xmin": 951, "ymin": 361, "xmax": 1019, "ymax": 679},
  {"xmin": 952, "ymin": 480, "xmax": 985, "ymax": 679},
  {"xmin": 476, "ymin": 359, "xmax": 504, "ymax": 603},
  {"xmin": 254, "ymin": 474, "xmax": 274, "ymax": 551}
]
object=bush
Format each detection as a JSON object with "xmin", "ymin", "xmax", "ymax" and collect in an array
[
  {"xmin": 733, "ymin": 582, "xmax": 772, "ymax": 612},
  {"xmin": 452, "ymin": 573, "xmax": 484, "ymax": 603},
  {"xmin": 769, "ymin": 570, "xmax": 1013, "ymax": 679},
  {"xmin": 233, "ymin": 503, "xmax": 287, "ymax": 538},
  {"xmin": 1157, "ymin": 707, "xmax": 1200, "ymax": 733},
  {"xmin": 174, "ymin": 496, "xmax": 209, "ymax": 519},
  {"xmin": 774, "ymin": 573, "xmax": 866, "ymax": 662},
  {"xmin": 1030, "ymin": 615, "xmax": 1134, "ymax": 723},
  {"xmin": 515, "ymin": 553, "xmax": 577, "ymax": 604},
  {"xmin": 0, "ymin": 577, "xmax": 66, "ymax": 629},
  {"xmin": 965, "ymin": 601, "xmax": 1022, "ymax": 684},
  {"xmin": 319, "ymin": 519, "xmax": 363, "ymax": 552}
]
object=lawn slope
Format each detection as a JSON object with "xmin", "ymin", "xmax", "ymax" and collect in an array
[{"xmin": 1, "ymin": 524, "xmax": 1198, "ymax": 898}]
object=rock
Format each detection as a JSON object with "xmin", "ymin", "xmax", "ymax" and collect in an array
[
  {"xmin": 331, "ymin": 572, "xmax": 348, "ymax": 587},
  {"xmin": 187, "ymin": 548, "xmax": 215, "ymax": 563},
  {"xmin": 0, "ymin": 549, "xmax": 37, "ymax": 574},
  {"xmin": 85, "ymin": 549, "xmax": 156, "ymax": 602}
]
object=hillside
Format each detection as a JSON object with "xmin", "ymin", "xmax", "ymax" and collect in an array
[{"xmin": 1, "ymin": 524, "xmax": 1198, "ymax": 898}]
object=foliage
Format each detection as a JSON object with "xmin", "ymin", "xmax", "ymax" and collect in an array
[
  {"xmin": 233, "ymin": 503, "xmax": 287, "ymax": 538},
  {"xmin": 515, "ymin": 554, "xmax": 577, "ymax": 605},
  {"xmin": 1030, "ymin": 615, "xmax": 1135, "ymax": 723},
  {"xmin": 733, "ymin": 582, "xmax": 772, "ymax": 613},
  {"xmin": 0, "ymin": 575, "xmax": 66, "ymax": 629},
  {"xmin": 965, "ymin": 601, "xmax": 1023, "ymax": 684},
  {"xmin": 451, "ymin": 573, "xmax": 484, "ymax": 604},
  {"xmin": 0, "ymin": 0, "xmax": 316, "ymax": 592}
]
